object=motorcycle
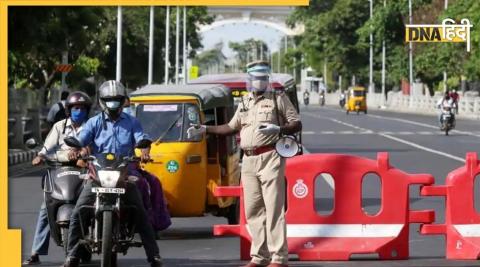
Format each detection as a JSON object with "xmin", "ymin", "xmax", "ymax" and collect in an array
[
  {"xmin": 25, "ymin": 139, "xmax": 91, "ymax": 261},
  {"xmin": 303, "ymin": 92, "xmax": 310, "ymax": 106},
  {"xmin": 64, "ymin": 137, "xmax": 151, "ymax": 267},
  {"xmin": 440, "ymin": 106, "xmax": 455, "ymax": 135},
  {"xmin": 319, "ymin": 93, "xmax": 325, "ymax": 106},
  {"xmin": 339, "ymin": 94, "xmax": 346, "ymax": 108}
]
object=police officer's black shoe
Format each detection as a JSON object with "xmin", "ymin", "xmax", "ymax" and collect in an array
[
  {"xmin": 150, "ymin": 256, "xmax": 163, "ymax": 267},
  {"xmin": 22, "ymin": 254, "xmax": 40, "ymax": 265},
  {"xmin": 60, "ymin": 256, "xmax": 79, "ymax": 267}
]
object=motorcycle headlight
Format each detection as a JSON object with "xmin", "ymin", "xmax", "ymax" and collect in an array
[{"xmin": 97, "ymin": 170, "xmax": 121, "ymax": 188}]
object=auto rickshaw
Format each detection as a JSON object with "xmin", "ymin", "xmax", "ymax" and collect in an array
[
  {"xmin": 346, "ymin": 86, "xmax": 367, "ymax": 114},
  {"xmin": 130, "ymin": 84, "xmax": 241, "ymax": 223}
]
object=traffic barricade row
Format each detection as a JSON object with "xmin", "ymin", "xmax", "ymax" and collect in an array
[{"xmin": 213, "ymin": 152, "xmax": 480, "ymax": 261}]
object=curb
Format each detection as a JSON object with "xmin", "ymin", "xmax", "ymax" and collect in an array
[{"xmin": 8, "ymin": 149, "xmax": 39, "ymax": 166}]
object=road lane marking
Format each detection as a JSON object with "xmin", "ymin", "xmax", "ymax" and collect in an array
[
  {"xmin": 303, "ymin": 113, "xmax": 466, "ymax": 163},
  {"xmin": 367, "ymin": 113, "xmax": 480, "ymax": 138},
  {"xmin": 377, "ymin": 133, "xmax": 465, "ymax": 162},
  {"xmin": 304, "ymin": 108, "xmax": 480, "ymax": 138}
]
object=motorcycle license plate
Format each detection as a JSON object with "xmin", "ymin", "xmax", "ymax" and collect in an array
[{"xmin": 92, "ymin": 187, "xmax": 125, "ymax": 194}]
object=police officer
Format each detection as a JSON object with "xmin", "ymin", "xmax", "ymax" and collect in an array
[{"xmin": 187, "ymin": 61, "xmax": 301, "ymax": 267}]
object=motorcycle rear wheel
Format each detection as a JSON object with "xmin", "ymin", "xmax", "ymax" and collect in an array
[{"xmin": 101, "ymin": 211, "xmax": 114, "ymax": 267}]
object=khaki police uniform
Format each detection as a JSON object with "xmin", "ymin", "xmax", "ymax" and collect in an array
[{"xmin": 228, "ymin": 91, "xmax": 300, "ymax": 265}]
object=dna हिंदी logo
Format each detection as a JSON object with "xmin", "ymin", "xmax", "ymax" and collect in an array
[{"xmin": 405, "ymin": 18, "xmax": 473, "ymax": 52}]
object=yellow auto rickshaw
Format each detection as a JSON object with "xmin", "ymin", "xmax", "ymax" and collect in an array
[
  {"xmin": 346, "ymin": 86, "xmax": 367, "ymax": 114},
  {"xmin": 130, "ymin": 84, "xmax": 241, "ymax": 223}
]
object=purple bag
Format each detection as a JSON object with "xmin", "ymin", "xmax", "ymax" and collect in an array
[{"xmin": 128, "ymin": 164, "xmax": 172, "ymax": 231}]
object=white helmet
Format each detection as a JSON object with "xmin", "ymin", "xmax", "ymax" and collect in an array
[{"xmin": 98, "ymin": 80, "xmax": 127, "ymax": 116}]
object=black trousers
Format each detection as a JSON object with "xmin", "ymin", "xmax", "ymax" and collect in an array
[{"xmin": 66, "ymin": 180, "xmax": 160, "ymax": 261}]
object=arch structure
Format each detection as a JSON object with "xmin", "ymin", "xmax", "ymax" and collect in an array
[{"xmin": 198, "ymin": 6, "xmax": 304, "ymax": 36}]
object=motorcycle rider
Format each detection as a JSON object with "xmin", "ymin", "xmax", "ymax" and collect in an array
[
  {"xmin": 339, "ymin": 91, "xmax": 346, "ymax": 108},
  {"xmin": 61, "ymin": 80, "xmax": 162, "ymax": 267},
  {"xmin": 23, "ymin": 91, "xmax": 92, "ymax": 265},
  {"xmin": 436, "ymin": 92, "xmax": 455, "ymax": 128},
  {"xmin": 449, "ymin": 89, "xmax": 460, "ymax": 114},
  {"xmin": 303, "ymin": 90, "xmax": 310, "ymax": 105}
]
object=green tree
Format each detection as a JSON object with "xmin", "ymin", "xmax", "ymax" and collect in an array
[
  {"xmin": 8, "ymin": 6, "xmax": 214, "ymax": 92},
  {"xmin": 8, "ymin": 7, "xmax": 107, "ymax": 90},
  {"xmin": 229, "ymin": 38, "xmax": 269, "ymax": 69}
]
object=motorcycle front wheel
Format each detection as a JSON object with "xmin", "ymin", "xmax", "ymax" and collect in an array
[
  {"xmin": 101, "ymin": 211, "xmax": 114, "ymax": 267},
  {"xmin": 61, "ymin": 228, "xmax": 69, "ymax": 255}
]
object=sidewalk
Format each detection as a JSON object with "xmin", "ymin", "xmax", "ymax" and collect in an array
[{"xmin": 8, "ymin": 148, "xmax": 39, "ymax": 166}]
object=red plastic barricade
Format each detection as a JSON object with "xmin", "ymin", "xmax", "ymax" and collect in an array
[
  {"xmin": 420, "ymin": 152, "xmax": 480, "ymax": 259},
  {"xmin": 214, "ymin": 153, "xmax": 435, "ymax": 261}
]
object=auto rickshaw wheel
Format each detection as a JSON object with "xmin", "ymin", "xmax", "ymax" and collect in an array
[
  {"xmin": 364, "ymin": 110, "xmax": 367, "ymax": 114},
  {"xmin": 346, "ymin": 110, "xmax": 349, "ymax": 115},
  {"xmin": 356, "ymin": 110, "xmax": 360, "ymax": 115},
  {"xmin": 226, "ymin": 199, "xmax": 240, "ymax": 225}
]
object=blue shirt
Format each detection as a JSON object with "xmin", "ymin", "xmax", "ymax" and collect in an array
[{"xmin": 78, "ymin": 112, "xmax": 150, "ymax": 157}]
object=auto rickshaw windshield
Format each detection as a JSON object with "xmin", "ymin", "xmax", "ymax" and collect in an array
[
  {"xmin": 135, "ymin": 103, "xmax": 201, "ymax": 142},
  {"xmin": 353, "ymin": 90, "xmax": 365, "ymax": 97}
]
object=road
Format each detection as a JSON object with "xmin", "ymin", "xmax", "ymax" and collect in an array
[{"xmin": 8, "ymin": 105, "xmax": 480, "ymax": 267}]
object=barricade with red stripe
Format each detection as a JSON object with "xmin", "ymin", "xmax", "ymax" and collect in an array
[
  {"xmin": 214, "ymin": 153, "xmax": 435, "ymax": 260},
  {"xmin": 420, "ymin": 152, "xmax": 480, "ymax": 259}
]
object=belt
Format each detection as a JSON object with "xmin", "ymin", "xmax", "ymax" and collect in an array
[{"xmin": 243, "ymin": 145, "xmax": 276, "ymax": 156}]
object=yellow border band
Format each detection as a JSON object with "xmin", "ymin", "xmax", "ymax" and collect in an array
[
  {"xmin": 7, "ymin": 0, "xmax": 309, "ymax": 6},
  {"xmin": 2, "ymin": 3, "xmax": 23, "ymax": 267},
  {"xmin": 3, "ymin": 1, "xmax": 308, "ymax": 266}
]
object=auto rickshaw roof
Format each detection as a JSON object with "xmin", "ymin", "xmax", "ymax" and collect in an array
[
  {"xmin": 189, "ymin": 73, "xmax": 296, "ymax": 91},
  {"xmin": 130, "ymin": 83, "xmax": 233, "ymax": 110},
  {"xmin": 349, "ymin": 86, "xmax": 367, "ymax": 91}
]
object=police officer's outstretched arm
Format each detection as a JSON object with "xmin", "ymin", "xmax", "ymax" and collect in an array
[{"xmin": 186, "ymin": 105, "xmax": 240, "ymax": 138}]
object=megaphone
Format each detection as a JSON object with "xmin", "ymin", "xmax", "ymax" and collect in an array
[{"xmin": 275, "ymin": 135, "xmax": 300, "ymax": 158}]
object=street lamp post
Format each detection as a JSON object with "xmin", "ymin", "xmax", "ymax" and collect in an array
[
  {"xmin": 284, "ymin": 36, "xmax": 288, "ymax": 73},
  {"xmin": 408, "ymin": 0, "xmax": 414, "ymax": 107},
  {"xmin": 116, "ymin": 6, "xmax": 123, "ymax": 81},
  {"xmin": 175, "ymin": 7, "xmax": 180, "ymax": 84},
  {"xmin": 164, "ymin": 6, "xmax": 170, "ymax": 84},
  {"xmin": 183, "ymin": 6, "xmax": 187, "ymax": 84},
  {"xmin": 381, "ymin": 0, "xmax": 386, "ymax": 106},
  {"xmin": 148, "ymin": 6, "xmax": 154, "ymax": 84},
  {"xmin": 369, "ymin": 0, "xmax": 374, "ymax": 94},
  {"xmin": 443, "ymin": 1, "xmax": 448, "ymax": 92}
]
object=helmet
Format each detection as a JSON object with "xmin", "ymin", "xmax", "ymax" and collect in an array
[
  {"xmin": 98, "ymin": 80, "xmax": 127, "ymax": 115},
  {"xmin": 65, "ymin": 91, "xmax": 92, "ymax": 116}
]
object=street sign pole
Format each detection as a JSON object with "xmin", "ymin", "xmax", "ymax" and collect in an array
[{"xmin": 61, "ymin": 51, "xmax": 68, "ymax": 90}]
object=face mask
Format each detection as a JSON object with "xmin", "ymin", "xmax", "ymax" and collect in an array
[
  {"xmin": 105, "ymin": 100, "xmax": 121, "ymax": 109},
  {"xmin": 251, "ymin": 80, "xmax": 269, "ymax": 93},
  {"xmin": 123, "ymin": 107, "xmax": 133, "ymax": 116},
  {"xmin": 71, "ymin": 109, "xmax": 87, "ymax": 123}
]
